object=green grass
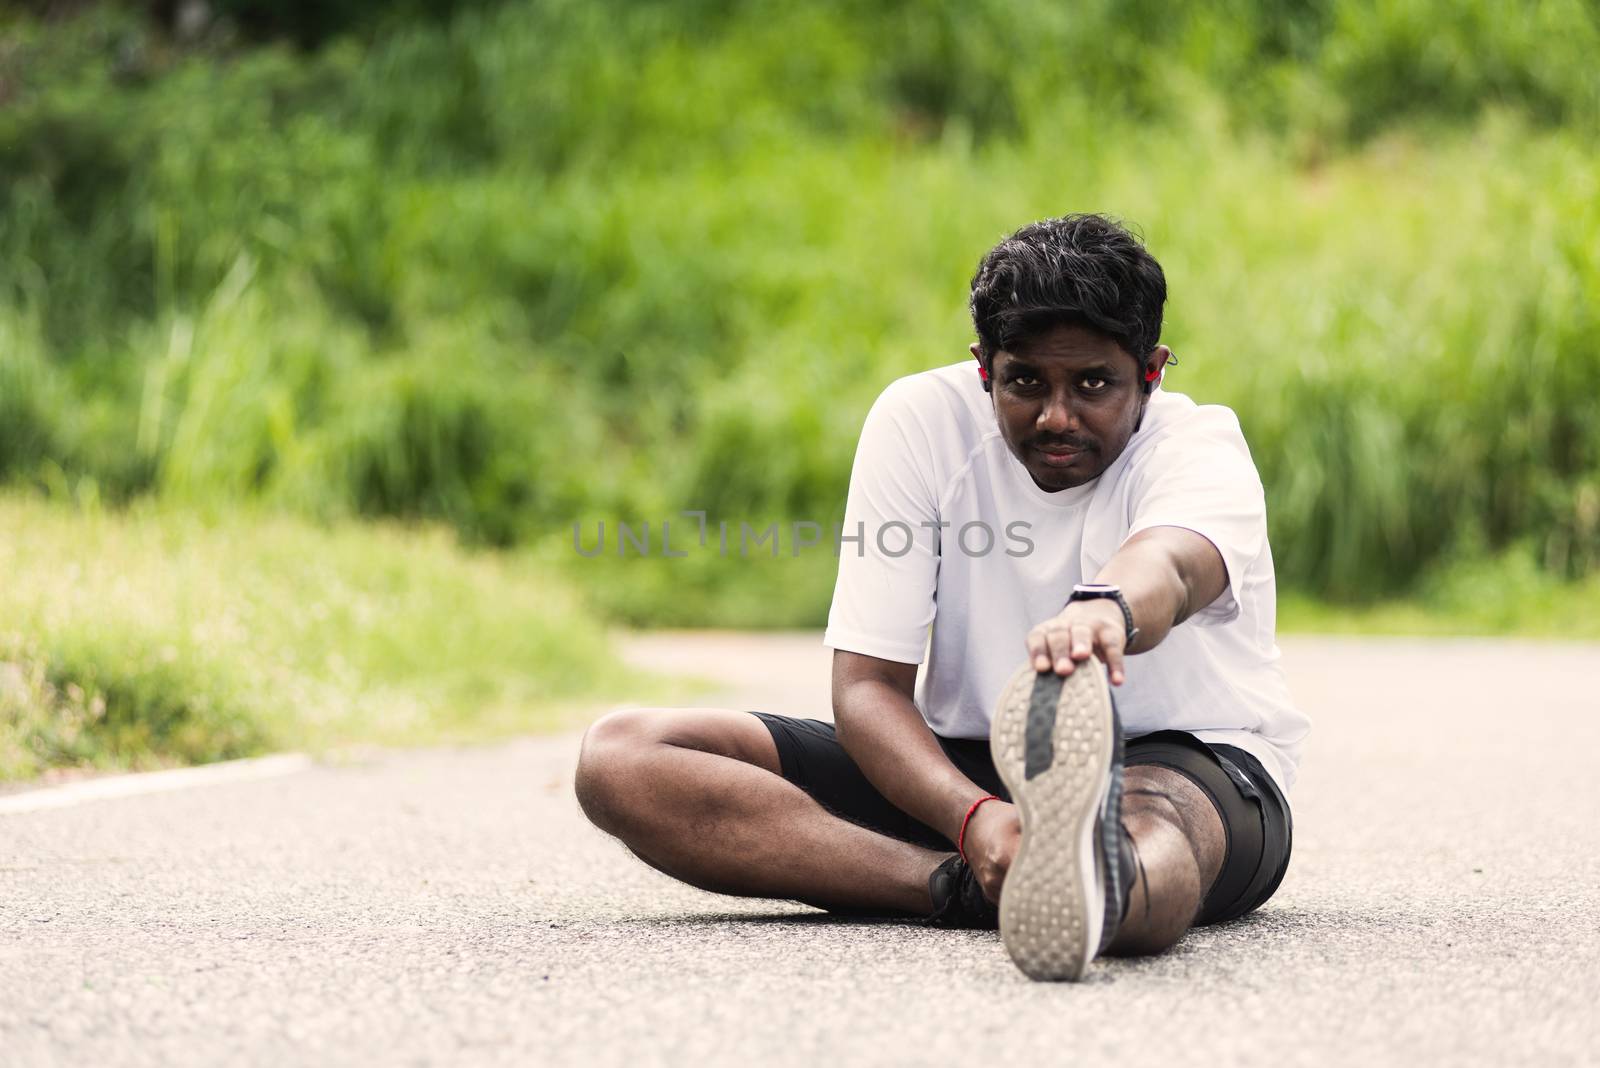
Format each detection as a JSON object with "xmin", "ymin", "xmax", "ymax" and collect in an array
[
  {"xmin": 1279, "ymin": 546, "xmax": 1600, "ymax": 639},
  {"xmin": 3, "ymin": 4, "xmax": 1597, "ymax": 625},
  {"xmin": 0, "ymin": 496, "xmax": 645, "ymax": 781},
  {"xmin": 17, "ymin": 107, "xmax": 1595, "ymax": 628}
]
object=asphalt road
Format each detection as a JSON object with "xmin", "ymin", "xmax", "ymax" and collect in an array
[{"xmin": 3, "ymin": 634, "xmax": 1598, "ymax": 1067}]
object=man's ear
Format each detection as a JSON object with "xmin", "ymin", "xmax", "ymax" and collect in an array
[
  {"xmin": 970, "ymin": 343, "xmax": 992, "ymax": 393},
  {"xmin": 1143, "ymin": 345, "xmax": 1173, "ymax": 390}
]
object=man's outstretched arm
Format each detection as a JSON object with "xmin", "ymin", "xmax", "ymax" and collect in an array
[{"xmin": 1029, "ymin": 525, "xmax": 1228, "ymax": 684}]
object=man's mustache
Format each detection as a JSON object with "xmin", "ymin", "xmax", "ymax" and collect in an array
[{"xmin": 1032, "ymin": 437, "xmax": 1095, "ymax": 451}]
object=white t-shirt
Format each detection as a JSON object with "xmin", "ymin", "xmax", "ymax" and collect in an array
[{"xmin": 822, "ymin": 361, "xmax": 1310, "ymax": 794}]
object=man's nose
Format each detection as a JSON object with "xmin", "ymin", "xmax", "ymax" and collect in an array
[{"xmin": 1037, "ymin": 390, "xmax": 1078, "ymax": 433}]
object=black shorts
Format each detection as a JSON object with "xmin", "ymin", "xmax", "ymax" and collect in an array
[{"xmin": 751, "ymin": 713, "xmax": 1293, "ymax": 926}]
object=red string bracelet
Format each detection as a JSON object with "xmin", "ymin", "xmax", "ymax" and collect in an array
[{"xmin": 957, "ymin": 794, "xmax": 1002, "ymax": 863}]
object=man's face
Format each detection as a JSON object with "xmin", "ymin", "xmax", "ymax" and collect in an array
[{"xmin": 977, "ymin": 323, "xmax": 1164, "ymax": 492}]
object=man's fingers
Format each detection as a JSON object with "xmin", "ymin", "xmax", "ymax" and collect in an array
[
  {"xmin": 1031, "ymin": 605, "xmax": 1132, "ymax": 680},
  {"xmin": 1036, "ymin": 625, "xmax": 1072, "ymax": 675},
  {"xmin": 1052, "ymin": 625, "xmax": 1074, "ymax": 674},
  {"xmin": 1026, "ymin": 629, "xmax": 1051, "ymax": 672},
  {"xmin": 980, "ymin": 875, "xmax": 1002, "ymax": 906},
  {"xmin": 1100, "ymin": 625, "xmax": 1127, "ymax": 685},
  {"xmin": 1050, "ymin": 623, "xmax": 1098, "ymax": 674}
]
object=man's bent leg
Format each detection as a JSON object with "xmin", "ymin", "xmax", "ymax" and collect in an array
[
  {"xmin": 574, "ymin": 708, "xmax": 946, "ymax": 915},
  {"xmin": 1103, "ymin": 764, "xmax": 1226, "ymax": 956}
]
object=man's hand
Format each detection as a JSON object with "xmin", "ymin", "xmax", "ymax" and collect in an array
[
  {"xmin": 1027, "ymin": 598, "xmax": 1129, "ymax": 685},
  {"xmin": 961, "ymin": 799, "xmax": 1021, "ymax": 904}
]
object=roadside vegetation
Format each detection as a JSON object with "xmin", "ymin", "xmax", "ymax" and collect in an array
[
  {"xmin": 0, "ymin": 496, "xmax": 645, "ymax": 779},
  {"xmin": 2, "ymin": 1, "xmax": 1596, "ymax": 776}
]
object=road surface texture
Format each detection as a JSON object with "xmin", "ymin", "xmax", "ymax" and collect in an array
[{"xmin": 3, "ymin": 634, "xmax": 1598, "ymax": 1067}]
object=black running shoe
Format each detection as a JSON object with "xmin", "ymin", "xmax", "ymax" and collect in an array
[
  {"xmin": 923, "ymin": 853, "xmax": 1000, "ymax": 930},
  {"xmin": 990, "ymin": 659, "xmax": 1127, "ymax": 980}
]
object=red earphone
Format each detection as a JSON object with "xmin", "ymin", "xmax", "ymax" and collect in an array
[{"xmin": 1147, "ymin": 349, "xmax": 1177, "ymax": 385}]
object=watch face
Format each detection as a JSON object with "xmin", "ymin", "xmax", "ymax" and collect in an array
[{"xmin": 1069, "ymin": 584, "xmax": 1135, "ymax": 642}]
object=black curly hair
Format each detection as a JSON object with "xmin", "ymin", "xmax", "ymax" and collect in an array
[{"xmin": 969, "ymin": 214, "xmax": 1166, "ymax": 389}]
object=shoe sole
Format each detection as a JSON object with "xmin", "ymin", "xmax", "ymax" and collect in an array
[{"xmin": 990, "ymin": 660, "xmax": 1116, "ymax": 982}]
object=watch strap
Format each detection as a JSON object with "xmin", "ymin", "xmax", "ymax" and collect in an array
[{"xmin": 1067, "ymin": 585, "xmax": 1139, "ymax": 644}]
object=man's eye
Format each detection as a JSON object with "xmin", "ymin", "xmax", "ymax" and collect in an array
[
  {"xmin": 1012, "ymin": 375, "xmax": 1040, "ymax": 388},
  {"xmin": 1081, "ymin": 377, "xmax": 1108, "ymax": 391}
]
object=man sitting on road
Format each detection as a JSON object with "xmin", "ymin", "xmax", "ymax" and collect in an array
[{"xmin": 575, "ymin": 214, "xmax": 1310, "ymax": 981}]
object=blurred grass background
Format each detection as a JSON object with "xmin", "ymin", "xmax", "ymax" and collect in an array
[
  {"xmin": 0, "ymin": 496, "xmax": 640, "ymax": 779},
  {"xmin": 2, "ymin": 0, "xmax": 1597, "ymax": 776}
]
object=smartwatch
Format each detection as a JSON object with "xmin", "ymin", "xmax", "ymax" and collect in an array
[{"xmin": 1066, "ymin": 583, "xmax": 1139, "ymax": 645}]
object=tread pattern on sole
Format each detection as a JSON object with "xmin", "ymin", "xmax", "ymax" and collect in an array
[
  {"xmin": 1023, "ymin": 672, "xmax": 1064, "ymax": 779},
  {"xmin": 990, "ymin": 661, "xmax": 1114, "ymax": 982}
]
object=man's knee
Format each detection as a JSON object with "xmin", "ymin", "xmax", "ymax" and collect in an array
[
  {"xmin": 1123, "ymin": 767, "xmax": 1226, "ymax": 889},
  {"xmin": 1111, "ymin": 787, "xmax": 1207, "ymax": 956},
  {"xmin": 574, "ymin": 708, "xmax": 659, "ymax": 828},
  {"xmin": 1122, "ymin": 796, "xmax": 1191, "ymax": 862},
  {"xmin": 573, "ymin": 707, "xmax": 781, "ymax": 829},
  {"xmin": 1122, "ymin": 786, "xmax": 1188, "ymax": 840}
]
